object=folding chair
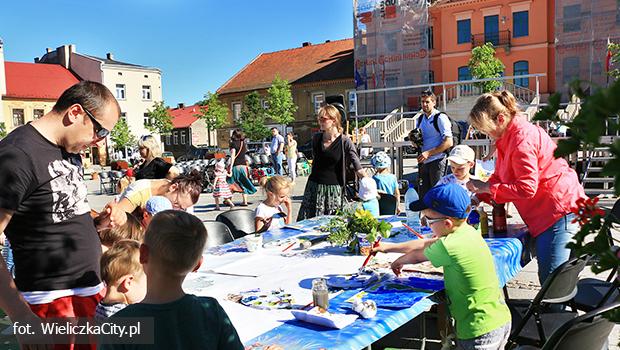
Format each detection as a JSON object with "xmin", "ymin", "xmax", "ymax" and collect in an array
[
  {"xmin": 518, "ymin": 301, "xmax": 620, "ymax": 350},
  {"xmin": 216, "ymin": 209, "xmax": 256, "ymax": 239},
  {"xmin": 202, "ymin": 221, "xmax": 235, "ymax": 249},
  {"xmin": 508, "ymin": 255, "xmax": 589, "ymax": 347},
  {"xmin": 99, "ymin": 171, "xmax": 113, "ymax": 194}
]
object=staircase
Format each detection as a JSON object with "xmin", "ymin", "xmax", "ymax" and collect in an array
[{"xmin": 580, "ymin": 146, "xmax": 616, "ymax": 196}]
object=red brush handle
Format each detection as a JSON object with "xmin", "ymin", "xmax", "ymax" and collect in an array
[
  {"xmin": 402, "ymin": 223, "xmax": 425, "ymax": 239},
  {"xmin": 360, "ymin": 237, "xmax": 382, "ymax": 270}
]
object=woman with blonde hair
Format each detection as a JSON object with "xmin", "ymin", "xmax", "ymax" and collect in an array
[
  {"xmin": 466, "ymin": 90, "xmax": 585, "ymax": 284},
  {"xmin": 134, "ymin": 135, "xmax": 178, "ymax": 180},
  {"xmin": 297, "ymin": 104, "xmax": 366, "ymax": 220}
]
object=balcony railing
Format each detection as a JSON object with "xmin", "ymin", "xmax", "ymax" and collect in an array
[{"xmin": 471, "ymin": 30, "xmax": 511, "ymax": 48}]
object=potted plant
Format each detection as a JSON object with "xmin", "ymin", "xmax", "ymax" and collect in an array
[{"xmin": 322, "ymin": 209, "xmax": 392, "ymax": 255}]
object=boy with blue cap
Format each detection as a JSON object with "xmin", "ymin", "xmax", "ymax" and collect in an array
[{"xmin": 373, "ymin": 183, "xmax": 510, "ymax": 350}]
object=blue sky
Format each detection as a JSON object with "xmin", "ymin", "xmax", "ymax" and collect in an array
[{"xmin": 0, "ymin": 0, "xmax": 353, "ymax": 106}]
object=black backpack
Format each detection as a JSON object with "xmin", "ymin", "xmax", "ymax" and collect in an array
[{"xmin": 416, "ymin": 111, "xmax": 462, "ymax": 153}]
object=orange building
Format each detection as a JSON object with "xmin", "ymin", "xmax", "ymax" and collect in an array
[{"xmin": 429, "ymin": 0, "xmax": 555, "ymax": 95}]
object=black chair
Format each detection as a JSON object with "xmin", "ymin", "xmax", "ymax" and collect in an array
[
  {"xmin": 216, "ymin": 209, "xmax": 256, "ymax": 239},
  {"xmin": 202, "ymin": 221, "xmax": 234, "ymax": 249},
  {"xmin": 518, "ymin": 301, "xmax": 620, "ymax": 350},
  {"xmin": 378, "ymin": 193, "xmax": 398, "ymax": 215},
  {"xmin": 573, "ymin": 198, "xmax": 620, "ymax": 312},
  {"xmin": 508, "ymin": 255, "xmax": 589, "ymax": 347}
]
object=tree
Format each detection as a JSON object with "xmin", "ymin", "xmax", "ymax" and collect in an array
[
  {"xmin": 267, "ymin": 75, "xmax": 298, "ymax": 130},
  {"xmin": 110, "ymin": 118, "xmax": 137, "ymax": 151},
  {"xmin": 0, "ymin": 122, "xmax": 6, "ymax": 139},
  {"xmin": 608, "ymin": 41, "xmax": 620, "ymax": 81},
  {"xmin": 195, "ymin": 92, "xmax": 227, "ymax": 146},
  {"xmin": 145, "ymin": 101, "xmax": 174, "ymax": 135},
  {"xmin": 239, "ymin": 91, "xmax": 270, "ymax": 141},
  {"xmin": 468, "ymin": 43, "xmax": 505, "ymax": 93}
]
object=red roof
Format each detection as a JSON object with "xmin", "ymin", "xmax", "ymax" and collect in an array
[
  {"xmin": 169, "ymin": 105, "xmax": 204, "ymax": 128},
  {"xmin": 4, "ymin": 62, "xmax": 80, "ymax": 99},
  {"xmin": 217, "ymin": 38, "xmax": 354, "ymax": 94}
]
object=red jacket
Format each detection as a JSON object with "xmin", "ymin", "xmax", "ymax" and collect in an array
[{"xmin": 488, "ymin": 115, "xmax": 586, "ymax": 237}]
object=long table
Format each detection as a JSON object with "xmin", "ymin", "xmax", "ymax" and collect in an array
[{"xmin": 184, "ymin": 216, "xmax": 523, "ymax": 350}]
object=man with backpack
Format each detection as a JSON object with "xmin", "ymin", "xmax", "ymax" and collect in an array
[{"xmin": 415, "ymin": 90, "xmax": 455, "ymax": 198}]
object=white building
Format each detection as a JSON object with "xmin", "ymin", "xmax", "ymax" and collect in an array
[{"xmin": 37, "ymin": 44, "xmax": 163, "ymax": 142}]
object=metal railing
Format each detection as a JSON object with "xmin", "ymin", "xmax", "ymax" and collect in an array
[{"xmin": 471, "ymin": 30, "xmax": 511, "ymax": 48}]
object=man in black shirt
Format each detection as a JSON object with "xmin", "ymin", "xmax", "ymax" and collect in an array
[{"xmin": 0, "ymin": 81, "xmax": 120, "ymax": 347}]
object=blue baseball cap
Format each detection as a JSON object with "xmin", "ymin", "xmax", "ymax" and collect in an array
[
  {"xmin": 145, "ymin": 196, "xmax": 173, "ymax": 215},
  {"xmin": 409, "ymin": 183, "xmax": 471, "ymax": 219}
]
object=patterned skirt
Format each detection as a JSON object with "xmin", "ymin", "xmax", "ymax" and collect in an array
[
  {"xmin": 297, "ymin": 180, "xmax": 343, "ymax": 221},
  {"xmin": 213, "ymin": 178, "xmax": 232, "ymax": 198}
]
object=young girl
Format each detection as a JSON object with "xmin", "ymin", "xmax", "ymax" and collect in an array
[
  {"xmin": 213, "ymin": 160, "xmax": 234, "ymax": 211},
  {"xmin": 255, "ymin": 175, "xmax": 293, "ymax": 233},
  {"xmin": 371, "ymin": 151, "xmax": 401, "ymax": 212}
]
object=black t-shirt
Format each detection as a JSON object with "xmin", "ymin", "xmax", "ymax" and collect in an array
[
  {"xmin": 134, "ymin": 157, "xmax": 172, "ymax": 180},
  {"xmin": 309, "ymin": 134, "xmax": 344, "ymax": 185},
  {"xmin": 0, "ymin": 124, "xmax": 101, "ymax": 292},
  {"xmin": 230, "ymin": 139, "xmax": 247, "ymax": 167}
]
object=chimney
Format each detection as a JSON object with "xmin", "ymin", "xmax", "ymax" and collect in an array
[
  {"xmin": 325, "ymin": 40, "xmax": 331, "ymax": 43},
  {"xmin": 69, "ymin": 44, "xmax": 76, "ymax": 53},
  {"xmin": 46, "ymin": 48, "xmax": 52, "ymax": 53},
  {"xmin": 34, "ymin": 57, "xmax": 40, "ymax": 63},
  {"xmin": 302, "ymin": 42, "xmax": 311, "ymax": 47},
  {"xmin": 177, "ymin": 103, "xmax": 185, "ymax": 109},
  {"xmin": 57, "ymin": 45, "xmax": 70, "ymax": 69},
  {"xmin": 106, "ymin": 52, "xmax": 114, "ymax": 60}
]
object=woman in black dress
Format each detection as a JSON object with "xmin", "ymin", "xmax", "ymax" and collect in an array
[{"xmin": 134, "ymin": 135, "xmax": 178, "ymax": 180}]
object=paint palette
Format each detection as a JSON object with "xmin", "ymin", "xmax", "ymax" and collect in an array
[
  {"xmin": 325, "ymin": 272, "xmax": 379, "ymax": 289},
  {"xmin": 237, "ymin": 289, "xmax": 294, "ymax": 310}
]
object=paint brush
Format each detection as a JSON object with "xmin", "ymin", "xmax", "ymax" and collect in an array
[
  {"xmin": 359, "ymin": 237, "xmax": 382, "ymax": 272},
  {"xmin": 281, "ymin": 241, "xmax": 296, "ymax": 252},
  {"xmin": 402, "ymin": 223, "xmax": 425, "ymax": 239}
]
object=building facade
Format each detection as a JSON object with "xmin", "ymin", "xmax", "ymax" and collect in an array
[
  {"xmin": 216, "ymin": 39, "xmax": 355, "ymax": 146},
  {"xmin": 163, "ymin": 104, "xmax": 212, "ymax": 159},
  {"xmin": 37, "ymin": 45, "xmax": 163, "ymax": 142}
]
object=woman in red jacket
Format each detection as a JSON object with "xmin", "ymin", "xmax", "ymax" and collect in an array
[{"xmin": 466, "ymin": 90, "xmax": 586, "ymax": 284}]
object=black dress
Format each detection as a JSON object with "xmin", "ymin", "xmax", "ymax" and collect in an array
[{"xmin": 134, "ymin": 157, "xmax": 172, "ymax": 180}]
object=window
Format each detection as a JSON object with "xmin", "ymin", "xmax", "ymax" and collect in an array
[
  {"xmin": 311, "ymin": 92, "xmax": 325, "ymax": 114},
  {"xmin": 181, "ymin": 131, "xmax": 186, "ymax": 144},
  {"xmin": 562, "ymin": 57, "xmax": 580, "ymax": 84},
  {"xmin": 422, "ymin": 70, "xmax": 435, "ymax": 84},
  {"xmin": 262, "ymin": 99, "xmax": 270, "ymax": 110},
  {"xmin": 116, "ymin": 84, "xmax": 126, "ymax": 99},
  {"xmin": 514, "ymin": 61, "xmax": 529, "ymax": 87},
  {"xmin": 232, "ymin": 102, "xmax": 242, "ymax": 121},
  {"xmin": 33, "ymin": 109, "xmax": 44, "ymax": 120},
  {"xmin": 563, "ymin": 5, "xmax": 581, "ymax": 33},
  {"xmin": 12, "ymin": 109, "xmax": 24, "ymax": 127},
  {"xmin": 142, "ymin": 85, "xmax": 151, "ymax": 100},
  {"xmin": 120, "ymin": 112, "xmax": 127, "ymax": 122},
  {"xmin": 173, "ymin": 131, "xmax": 178, "ymax": 145},
  {"xmin": 484, "ymin": 15, "xmax": 499, "ymax": 46},
  {"xmin": 143, "ymin": 113, "xmax": 152, "ymax": 126},
  {"xmin": 426, "ymin": 26, "xmax": 434, "ymax": 50},
  {"xmin": 458, "ymin": 66, "xmax": 471, "ymax": 81},
  {"xmin": 457, "ymin": 19, "xmax": 471, "ymax": 44},
  {"xmin": 513, "ymin": 11, "xmax": 529, "ymax": 37},
  {"xmin": 165, "ymin": 135, "xmax": 171, "ymax": 144}
]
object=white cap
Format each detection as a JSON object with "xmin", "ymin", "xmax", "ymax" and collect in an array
[
  {"xmin": 447, "ymin": 145, "xmax": 475, "ymax": 165},
  {"xmin": 358, "ymin": 177, "xmax": 378, "ymax": 201}
]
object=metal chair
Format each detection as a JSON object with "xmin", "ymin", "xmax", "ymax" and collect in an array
[
  {"xmin": 202, "ymin": 221, "xmax": 234, "ymax": 249},
  {"xmin": 215, "ymin": 209, "xmax": 256, "ymax": 239},
  {"xmin": 99, "ymin": 171, "xmax": 113, "ymax": 194},
  {"xmin": 517, "ymin": 301, "xmax": 620, "ymax": 350},
  {"xmin": 378, "ymin": 193, "xmax": 398, "ymax": 215},
  {"xmin": 508, "ymin": 255, "xmax": 589, "ymax": 347}
]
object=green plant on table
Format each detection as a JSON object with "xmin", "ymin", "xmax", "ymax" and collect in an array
[{"xmin": 323, "ymin": 209, "xmax": 392, "ymax": 251}]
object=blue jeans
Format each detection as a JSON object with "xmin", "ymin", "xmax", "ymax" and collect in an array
[
  {"xmin": 534, "ymin": 213, "xmax": 579, "ymax": 284},
  {"xmin": 272, "ymin": 152, "xmax": 284, "ymax": 176}
]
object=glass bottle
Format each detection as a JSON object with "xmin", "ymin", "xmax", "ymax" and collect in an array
[
  {"xmin": 312, "ymin": 278, "xmax": 329, "ymax": 310},
  {"xmin": 492, "ymin": 203, "xmax": 507, "ymax": 236}
]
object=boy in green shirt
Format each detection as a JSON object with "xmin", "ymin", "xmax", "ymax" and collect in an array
[{"xmin": 374, "ymin": 183, "xmax": 511, "ymax": 350}]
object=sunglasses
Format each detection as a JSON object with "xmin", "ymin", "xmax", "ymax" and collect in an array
[
  {"xmin": 421, "ymin": 216, "xmax": 448, "ymax": 227},
  {"xmin": 81, "ymin": 105, "xmax": 110, "ymax": 139},
  {"xmin": 318, "ymin": 116, "xmax": 333, "ymax": 122}
]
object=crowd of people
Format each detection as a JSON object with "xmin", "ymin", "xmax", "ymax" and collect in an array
[{"xmin": 0, "ymin": 81, "xmax": 590, "ymax": 350}]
